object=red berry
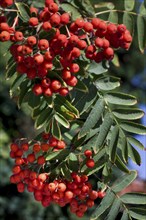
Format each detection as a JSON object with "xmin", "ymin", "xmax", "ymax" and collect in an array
[
  {"xmin": 14, "ymin": 31, "xmax": 24, "ymax": 41},
  {"xmin": 86, "ymin": 158, "xmax": 95, "ymax": 168},
  {"xmin": 32, "ymin": 84, "xmax": 43, "ymax": 96},
  {"xmin": 66, "ymin": 76, "xmax": 78, "ymax": 87},
  {"xmin": 60, "ymin": 13, "xmax": 70, "ymax": 25},
  {"xmin": 37, "ymin": 155, "xmax": 45, "ymax": 165},
  {"xmin": 48, "ymin": 3, "xmax": 58, "ymax": 13},
  {"xmin": 50, "ymin": 13, "xmax": 60, "ymax": 26},
  {"xmin": 29, "ymin": 17, "xmax": 39, "ymax": 26},
  {"xmin": 84, "ymin": 149, "xmax": 92, "ymax": 158},
  {"xmin": 59, "ymin": 88, "xmax": 69, "ymax": 96},
  {"xmin": 51, "ymin": 80, "xmax": 61, "ymax": 91},
  {"xmin": 27, "ymin": 36, "xmax": 37, "ymax": 46},
  {"xmin": 84, "ymin": 22, "xmax": 93, "ymax": 32},
  {"xmin": 38, "ymin": 39, "xmax": 49, "ymax": 50}
]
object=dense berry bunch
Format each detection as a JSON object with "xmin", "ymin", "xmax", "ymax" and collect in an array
[
  {"xmin": 0, "ymin": 0, "xmax": 14, "ymax": 8},
  {"xmin": 0, "ymin": 0, "xmax": 132, "ymax": 98},
  {"xmin": 10, "ymin": 154, "xmax": 105, "ymax": 218},
  {"xmin": 9, "ymin": 137, "xmax": 106, "ymax": 217}
]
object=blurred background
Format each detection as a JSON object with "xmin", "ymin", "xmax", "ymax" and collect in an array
[{"xmin": 0, "ymin": 0, "xmax": 146, "ymax": 219}]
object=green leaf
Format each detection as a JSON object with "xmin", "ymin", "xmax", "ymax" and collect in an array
[
  {"xmin": 123, "ymin": 12, "xmax": 134, "ymax": 34},
  {"xmin": 137, "ymin": 16, "xmax": 146, "ymax": 53},
  {"xmin": 45, "ymin": 111, "xmax": 55, "ymax": 133},
  {"xmin": 46, "ymin": 149, "xmax": 70, "ymax": 161},
  {"xmin": 51, "ymin": 118, "xmax": 61, "ymax": 140},
  {"xmin": 144, "ymin": 0, "xmax": 146, "ymax": 8},
  {"xmin": 18, "ymin": 79, "xmax": 31, "ymax": 107},
  {"xmin": 106, "ymin": 199, "xmax": 121, "ymax": 220},
  {"xmin": 54, "ymin": 113, "xmax": 70, "ymax": 129},
  {"xmin": 88, "ymin": 61, "xmax": 108, "ymax": 75},
  {"xmin": 105, "ymin": 92, "xmax": 137, "ymax": 106},
  {"xmin": 127, "ymin": 136, "xmax": 144, "ymax": 150},
  {"xmin": 118, "ymin": 131, "xmax": 128, "ymax": 163},
  {"xmin": 68, "ymin": 153, "xmax": 79, "ymax": 171},
  {"xmin": 109, "ymin": 126, "xmax": 119, "ymax": 163},
  {"xmin": 55, "ymin": 96, "xmax": 79, "ymax": 118},
  {"xmin": 139, "ymin": 2, "xmax": 146, "ymax": 15},
  {"xmin": 115, "ymin": 155, "xmax": 130, "ymax": 173},
  {"xmin": 15, "ymin": 3, "xmax": 30, "ymax": 21},
  {"xmin": 35, "ymin": 108, "xmax": 52, "ymax": 129},
  {"xmin": 61, "ymin": 3, "xmax": 81, "ymax": 20},
  {"xmin": 108, "ymin": 11, "xmax": 118, "ymax": 23},
  {"xmin": 124, "ymin": 0, "xmax": 135, "ymax": 11},
  {"xmin": 95, "ymin": 76, "xmax": 120, "ymax": 91},
  {"xmin": 111, "ymin": 54, "xmax": 120, "ymax": 67},
  {"xmin": 27, "ymin": 92, "xmax": 41, "ymax": 109},
  {"xmin": 121, "ymin": 193, "xmax": 146, "ymax": 205},
  {"xmin": 5, "ymin": 63, "xmax": 16, "ymax": 79},
  {"xmin": 94, "ymin": 113, "xmax": 113, "ymax": 151},
  {"xmin": 128, "ymin": 142, "xmax": 141, "ymax": 165},
  {"xmin": 10, "ymin": 74, "xmax": 26, "ymax": 93},
  {"xmin": 74, "ymin": 0, "xmax": 95, "ymax": 16},
  {"xmin": 74, "ymin": 84, "xmax": 97, "ymax": 115},
  {"xmin": 129, "ymin": 208, "xmax": 146, "ymax": 220},
  {"xmin": 91, "ymin": 190, "xmax": 115, "ymax": 220},
  {"xmin": 78, "ymin": 99, "xmax": 105, "ymax": 138},
  {"xmin": 113, "ymin": 108, "xmax": 144, "ymax": 120},
  {"xmin": 121, "ymin": 211, "xmax": 129, "ymax": 220},
  {"xmin": 112, "ymin": 170, "xmax": 137, "ymax": 193},
  {"xmin": 75, "ymin": 79, "xmax": 89, "ymax": 93},
  {"xmin": 61, "ymin": 163, "xmax": 72, "ymax": 181},
  {"xmin": 120, "ymin": 121, "xmax": 146, "ymax": 135}
]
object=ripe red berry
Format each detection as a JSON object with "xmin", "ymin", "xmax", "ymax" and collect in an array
[
  {"xmin": 91, "ymin": 18, "xmax": 101, "ymax": 29},
  {"xmin": 37, "ymin": 155, "xmax": 45, "ymax": 165},
  {"xmin": 51, "ymin": 80, "xmax": 61, "ymax": 91},
  {"xmin": 14, "ymin": 31, "xmax": 24, "ymax": 41},
  {"xmin": 70, "ymin": 63, "xmax": 80, "ymax": 73},
  {"xmin": 95, "ymin": 37, "xmax": 103, "ymax": 48},
  {"xmin": 33, "ymin": 143, "xmax": 41, "ymax": 153},
  {"xmin": 27, "ymin": 153, "xmax": 36, "ymax": 163},
  {"xmin": 84, "ymin": 150, "xmax": 92, "ymax": 158},
  {"xmin": 34, "ymin": 54, "xmax": 44, "ymax": 65},
  {"xmin": 84, "ymin": 22, "xmax": 93, "ymax": 32},
  {"xmin": 27, "ymin": 36, "xmax": 37, "ymax": 46},
  {"xmin": 44, "ymin": 87, "xmax": 53, "ymax": 96},
  {"xmin": 59, "ymin": 88, "xmax": 69, "ymax": 96},
  {"xmin": 66, "ymin": 76, "xmax": 78, "ymax": 87},
  {"xmin": 104, "ymin": 47, "xmax": 114, "ymax": 60},
  {"xmin": 42, "ymin": 21, "xmax": 52, "ymax": 32},
  {"xmin": 60, "ymin": 13, "xmax": 70, "ymax": 25},
  {"xmin": 0, "ymin": 31, "xmax": 10, "ymax": 41},
  {"xmin": 38, "ymin": 39, "xmax": 49, "ymax": 50},
  {"xmin": 50, "ymin": 13, "xmax": 61, "ymax": 26},
  {"xmin": 48, "ymin": 3, "xmax": 59, "ymax": 13},
  {"xmin": 29, "ymin": 17, "xmax": 39, "ymax": 26},
  {"xmin": 21, "ymin": 143, "xmax": 29, "ymax": 151},
  {"xmin": 10, "ymin": 143, "xmax": 19, "ymax": 152},
  {"xmin": 117, "ymin": 24, "xmax": 126, "ymax": 34},
  {"xmin": 75, "ymin": 18, "xmax": 84, "ymax": 28},
  {"xmin": 98, "ymin": 191, "xmax": 106, "ymax": 198},
  {"xmin": 86, "ymin": 158, "xmax": 95, "ymax": 168},
  {"xmin": 32, "ymin": 84, "xmax": 43, "ymax": 96}
]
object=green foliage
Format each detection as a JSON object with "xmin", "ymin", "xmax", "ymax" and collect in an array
[{"xmin": 1, "ymin": 0, "xmax": 146, "ymax": 219}]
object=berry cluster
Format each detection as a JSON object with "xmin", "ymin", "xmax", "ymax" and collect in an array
[
  {"xmin": 10, "ymin": 134, "xmax": 66, "ymax": 162},
  {"xmin": 10, "ymin": 158, "xmax": 105, "ymax": 219},
  {"xmin": 0, "ymin": 0, "xmax": 132, "ymax": 98},
  {"xmin": 9, "ymin": 137, "xmax": 106, "ymax": 217},
  {"xmin": 0, "ymin": 0, "xmax": 13, "ymax": 8}
]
